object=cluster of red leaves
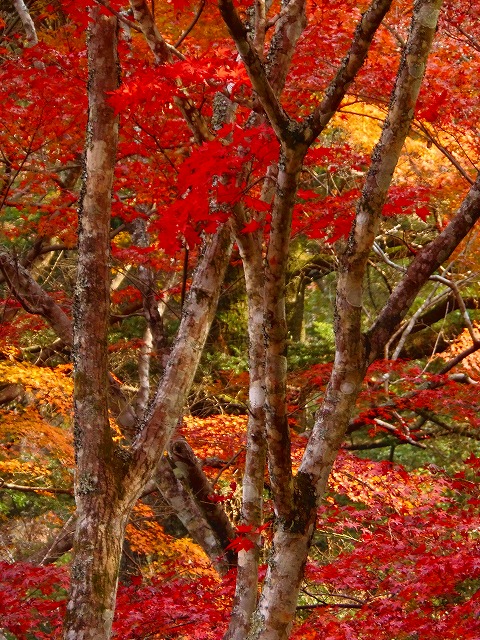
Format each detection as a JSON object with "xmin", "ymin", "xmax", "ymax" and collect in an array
[
  {"xmin": 293, "ymin": 455, "xmax": 480, "ymax": 639},
  {"xmin": 288, "ymin": 358, "xmax": 480, "ymax": 445},
  {"xmin": 0, "ymin": 562, "xmax": 234, "ymax": 640},
  {"xmin": 147, "ymin": 123, "xmax": 279, "ymax": 253},
  {"xmin": 181, "ymin": 414, "xmax": 247, "ymax": 475},
  {"xmin": 0, "ymin": 562, "xmax": 68, "ymax": 639},
  {"xmin": 2, "ymin": 454, "xmax": 477, "ymax": 639}
]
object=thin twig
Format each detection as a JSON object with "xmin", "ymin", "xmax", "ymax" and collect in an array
[{"xmin": 175, "ymin": 0, "xmax": 206, "ymax": 48}]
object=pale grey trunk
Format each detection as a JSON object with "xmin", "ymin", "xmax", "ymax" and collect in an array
[
  {"xmin": 224, "ymin": 229, "xmax": 267, "ymax": 639},
  {"xmin": 248, "ymin": 3, "xmax": 444, "ymax": 638},
  {"xmin": 130, "ymin": 217, "xmax": 165, "ymax": 419},
  {"xmin": 12, "ymin": 0, "xmax": 38, "ymax": 46},
  {"xmin": 263, "ymin": 149, "xmax": 307, "ymax": 520}
]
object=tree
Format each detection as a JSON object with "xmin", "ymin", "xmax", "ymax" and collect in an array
[{"xmin": 0, "ymin": 0, "xmax": 479, "ymax": 639}]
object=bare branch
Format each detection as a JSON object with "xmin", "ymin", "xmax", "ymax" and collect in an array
[
  {"xmin": 0, "ymin": 249, "xmax": 73, "ymax": 345},
  {"xmin": 174, "ymin": 0, "xmax": 206, "ymax": 48},
  {"xmin": 0, "ymin": 479, "xmax": 73, "ymax": 495},
  {"xmin": 95, "ymin": 0, "xmax": 142, "ymax": 33},
  {"xmin": 368, "ymin": 172, "xmax": 480, "ymax": 360},
  {"xmin": 374, "ymin": 418, "xmax": 427, "ymax": 448}
]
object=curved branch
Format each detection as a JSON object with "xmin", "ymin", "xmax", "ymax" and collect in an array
[{"xmin": 174, "ymin": 0, "xmax": 205, "ymax": 48}]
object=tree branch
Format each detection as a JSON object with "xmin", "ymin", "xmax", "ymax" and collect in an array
[
  {"xmin": 0, "ymin": 480, "xmax": 73, "ymax": 495},
  {"xmin": 0, "ymin": 249, "xmax": 73, "ymax": 346},
  {"xmin": 306, "ymin": 0, "xmax": 394, "ymax": 141},
  {"xmin": 11, "ymin": 0, "xmax": 38, "ymax": 46},
  {"xmin": 367, "ymin": 171, "xmax": 480, "ymax": 360},
  {"xmin": 218, "ymin": 0, "xmax": 293, "ymax": 142}
]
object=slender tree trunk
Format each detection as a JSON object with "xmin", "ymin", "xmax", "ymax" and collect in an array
[
  {"xmin": 12, "ymin": 0, "xmax": 38, "ymax": 46},
  {"xmin": 0, "ymin": 249, "xmax": 72, "ymax": 346},
  {"xmin": 225, "ymin": 227, "xmax": 267, "ymax": 639},
  {"xmin": 64, "ymin": 9, "xmax": 123, "ymax": 639},
  {"xmin": 263, "ymin": 148, "xmax": 307, "ymax": 520}
]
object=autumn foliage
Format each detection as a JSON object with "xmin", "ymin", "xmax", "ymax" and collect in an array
[
  {"xmin": 1, "ymin": 357, "xmax": 479, "ymax": 638},
  {"xmin": 1, "ymin": 0, "xmax": 480, "ymax": 638}
]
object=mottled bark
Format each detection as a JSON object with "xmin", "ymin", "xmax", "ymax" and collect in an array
[
  {"xmin": 154, "ymin": 457, "xmax": 232, "ymax": 575},
  {"xmin": 64, "ymin": 9, "xmax": 235, "ymax": 636},
  {"xmin": 247, "ymin": 2, "xmax": 444, "ymax": 638},
  {"xmin": 169, "ymin": 438, "xmax": 237, "ymax": 565},
  {"xmin": 307, "ymin": 0, "xmax": 394, "ymax": 139},
  {"xmin": 224, "ymin": 225, "xmax": 267, "ymax": 640},
  {"xmin": 130, "ymin": 218, "xmax": 166, "ymax": 419},
  {"xmin": 128, "ymin": 0, "xmax": 171, "ymax": 61},
  {"xmin": 64, "ymin": 10, "xmax": 123, "ymax": 640},
  {"xmin": 12, "ymin": 0, "xmax": 38, "ymax": 46},
  {"xmin": 65, "ymin": 217, "xmax": 233, "ymax": 636},
  {"xmin": 123, "ymin": 222, "xmax": 233, "ymax": 486},
  {"xmin": 218, "ymin": 0, "xmax": 292, "ymax": 140},
  {"xmin": 219, "ymin": 1, "xmax": 400, "ymax": 637},
  {"xmin": 265, "ymin": 0, "xmax": 306, "ymax": 95},
  {"xmin": 263, "ymin": 148, "xmax": 307, "ymax": 521}
]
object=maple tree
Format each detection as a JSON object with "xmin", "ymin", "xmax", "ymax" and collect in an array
[{"xmin": 1, "ymin": 0, "xmax": 480, "ymax": 639}]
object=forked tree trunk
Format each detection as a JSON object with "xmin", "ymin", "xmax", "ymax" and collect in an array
[
  {"xmin": 246, "ymin": 2, "xmax": 445, "ymax": 638},
  {"xmin": 64, "ymin": 9, "xmax": 234, "ymax": 638}
]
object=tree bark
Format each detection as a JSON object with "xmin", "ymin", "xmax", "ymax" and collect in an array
[
  {"xmin": 247, "ymin": 1, "xmax": 444, "ymax": 638},
  {"xmin": 64, "ymin": 9, "xmax": 124, "ymax": 639},
  {"xmin": 224, "ymin": 221, "xmax": 268, "ymax": 639},
  {"xmin": 12, "ymin": 0, "xmax": 38, "ymax": 46},
  {"xmin": 64, "ymin": 8, "xmax": 235, "ymax": 637},
  {"xmin": 219, "ymin": 1, "xmax": 398, "ymax": 637}
]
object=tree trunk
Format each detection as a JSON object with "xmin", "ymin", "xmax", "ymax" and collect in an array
[
  {"xmin": 224, "ymin": 222, "xmax": 267, "ymax": 639},
  {"xmin": 12, "ymin": 0, "xmax": 38, "ymax": 46},
  {"xmin": 64, "ymin": 9, "xmax": 123, "ymax": 639},
  {"xmin": 247, "ymin": 2, "xmax": 444, "ymax": 637},
  {"xmin": 64, "ymin": 496, "xmax": 131, "ymax": 639},
  {"xmin": 63, "ymin": 9, "xmax": 235, "ymax": 632}
]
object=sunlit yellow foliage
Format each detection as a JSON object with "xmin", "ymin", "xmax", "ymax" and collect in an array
[
  {"xmin": 0, "ymin": 360, "xmax": 73, "ymax": 418},
  {"xmin": 0, "ymin": 407, "xmax": 73, "ymax": 490},
  {"xmin": 0, "ymin": 361, "xmax": 74, "ymax": 489},
  {"xmin": 0, "ymin": 406, "xmax": 73, "ymax": 464},
  {"xmin": 338, "ymin": 103, "xmax": 471, "ymax": 213},
  {"xmin": 182, "ymin": 415, "xmax": 247, "ymax": 479},
  {"xmin": 126, "ymin": 503, "xmax": 218, "ymax": 581},
  {"xmin": 0, "ymin": 458, "xmax": 47, "ymax": 480},
  {"xmin": 440, "ymin": 322, "xmax": 480, "ymax": 381}
]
